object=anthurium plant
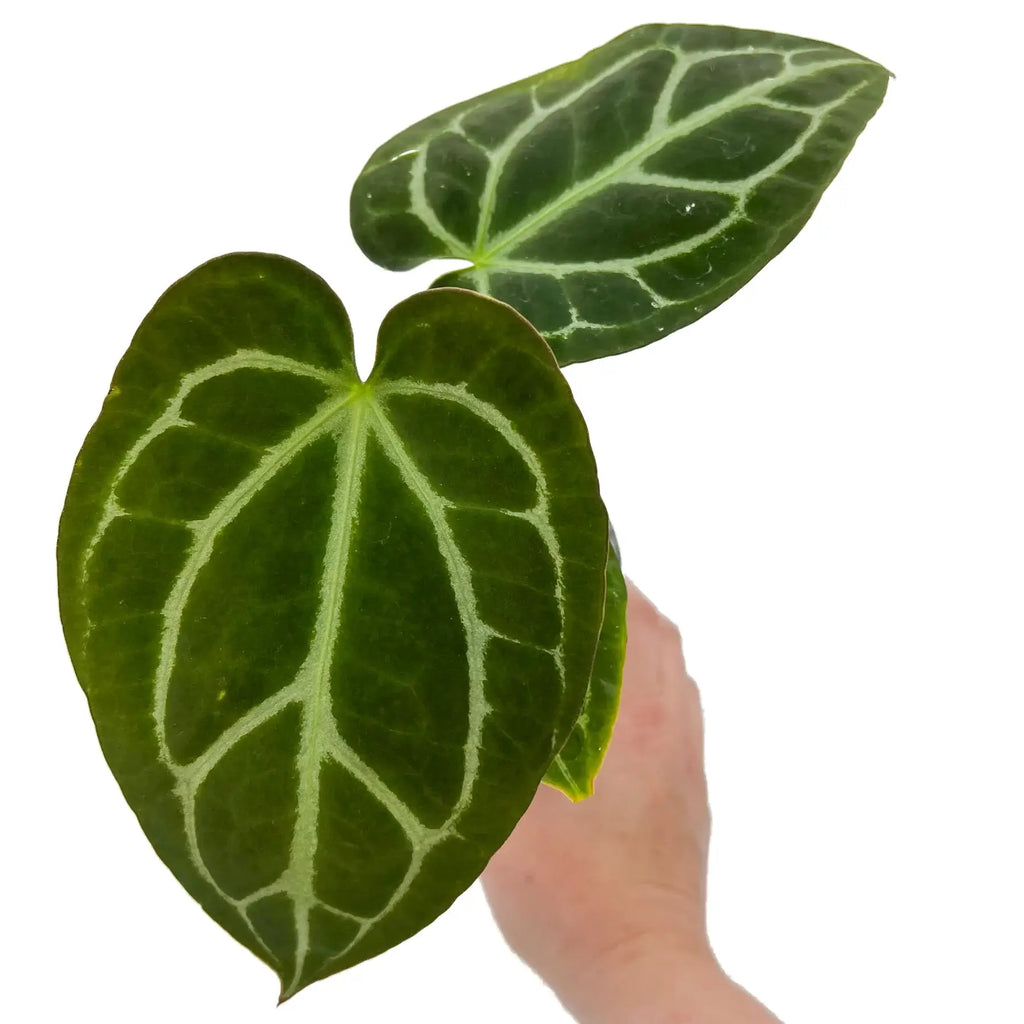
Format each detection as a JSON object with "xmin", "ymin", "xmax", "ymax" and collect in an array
[{"xmin": 58, "ymin": 24, "xmax": 888, "ymax": 1001}]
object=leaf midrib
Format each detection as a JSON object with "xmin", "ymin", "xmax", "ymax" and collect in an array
[
  {"xmin": 472, "ymin": 52, "xmax": 875, "ymax": 265},
  {"xmin": 285, "ymin": 399, "xmax": 370, "ymax": 996}
]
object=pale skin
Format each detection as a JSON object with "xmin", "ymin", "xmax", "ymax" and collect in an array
[{"xmin": 482, "ymin": 583, "xmax": 782, "ymax": 1024}]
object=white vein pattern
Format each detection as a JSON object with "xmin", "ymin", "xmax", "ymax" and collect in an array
[
  {"xmin": 80, "ymin": 350, "xmax": 362, "ymax": 963},
  {"xmin": 299, "ymin": 380, "xmax": 568, "ymax": 990},
  {"xmin": 489, "ymin": 75, "xmax": 869, "ymax": 345},
  {"xmin": 82, "ymin": 350, "xmax": 570, "ymax": 997},
  {"xmin": 382, "ymin": 37, "xmax": 883, "ymax": 350},
  {"xmin": 285, "ymin": 404, "xmax": 371, "ymax": 984},
  {"xmin": 81, "ymin": 349, "xmax": 340, "ymax": 637},
  {"xmin": 473, "ymin": 51, "xmax": 868, "ymax": 262},
  {"xmin": 478, "ymin": 80, "xmax": 870, "ymax": 276}
]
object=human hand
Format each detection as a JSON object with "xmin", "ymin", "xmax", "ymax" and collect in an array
[{"xmin": 482, "ymin": 583, "xmax": 781, "ymax": 1023}]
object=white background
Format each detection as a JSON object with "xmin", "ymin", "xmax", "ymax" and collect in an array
[{"xmin": 3, "ymin": 2, "xmax": 1022, "ymax": 1021}]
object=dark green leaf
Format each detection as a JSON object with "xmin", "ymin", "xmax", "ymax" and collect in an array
[
  {"xmin": 351, "ymin": 24, "xmax": 890, "ymax": 364},
  {"xmin": 57, "ymin": 254, "xmax": 609, "ymax": 998},
  {"xmin": 544, "ymin": 539, "xmax": 627, "ymax": 800}
]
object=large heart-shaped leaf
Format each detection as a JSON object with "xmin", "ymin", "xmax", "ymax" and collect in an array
[
  {"xmin": 57, "ymin": 254, "xmax": 610, "ymax": 998},
  {"xmin": 351, "ymin": 24, "xmax": 890, "ymax": 365}
]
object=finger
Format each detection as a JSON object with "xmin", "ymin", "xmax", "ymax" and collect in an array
[
  {"xmin": 624, "ymin": 579, "xmax": 688, "ymax": 680},
  {"xmin": 614, "ymin": 581, "xmax": 706, "ymax": 778}
]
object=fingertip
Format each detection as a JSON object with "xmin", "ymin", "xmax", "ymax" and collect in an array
[
  {"xmin": 624, "ymin": 578, "xmax": 671, "ymax": 630},
  {"xmin": 625, "ymin": 578, "xmax": 688, "ymax": 671}
]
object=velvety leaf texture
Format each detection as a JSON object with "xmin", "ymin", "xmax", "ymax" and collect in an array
[
  {"xmin": 57, "ymin": 254, "xmax": 610, "ymax": 998},
  {"xmin": 351, "ymin": 24, "xmax": 890, "ymax": 365}
]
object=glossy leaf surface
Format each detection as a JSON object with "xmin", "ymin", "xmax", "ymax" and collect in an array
[
  {"xmin": 544, "ymin": 540, "xmax": 627, "ymax": 800},
  {"xmin": 57, "ymin": 254, "xmax": 609, "ymax": 998},
  {"xmin": 351, "ymin": 24, "xmax": 889, "ymax": 364}
]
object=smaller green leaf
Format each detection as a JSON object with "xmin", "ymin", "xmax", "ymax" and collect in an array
[
  {"xmin": 351, "ymin": 23, "xmax": 890, "ymax": 365},
  {"xmin": 544, "ymin": 536, "xmax": 627, "ymax": 800}
]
